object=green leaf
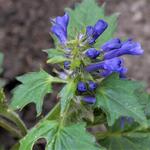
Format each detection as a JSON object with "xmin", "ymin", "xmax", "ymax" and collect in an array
[
  {"xmin": 50, "ymin": 33, "xmax": 59, "ymax": 46},
  {"xmin": 44, "ymin": 48, "xmax": 69, "ymax": 64},
  {"xmin": 19, "ymin": 120, "xmax": 103, "ymax": 150},
  {"xmin": 95, "ymin": 74, "xmax": 147, "ymax": 126},
  {"xmin": 145, "ymin": 96, "xmax": 150, "ymax": 116},
  {"xmin": 44, "ymin": 48, "xmax": 65, "ymax": 58},
  {"xmin": 134, "ymin": 88, "xmax": 150, "ymax": 117},
  {"xmin": 10, "ymin": 70, "xmax": 66, "ymax": 115},
  {"xmin": 59, "ymin": 79, "xmax": 77, "ymax": 114},
  {"xmin": 100, "ymin": 130, "xmax": 150, "ymax": 150},
  {"xmin": 47, "ymin": 56, "xmax": 69, "ymax": 64},
  {"xmin": 66, "ymin": 0, "xmax": 118, "ymax": 46}
]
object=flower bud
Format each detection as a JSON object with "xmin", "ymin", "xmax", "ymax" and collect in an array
[
  {"xmin": 85, "ymin": 48, "xmax": 100, "ymax": 59},
  {"xmin": 86, "ymin": 19, "xmax": 108, "ymax": 44},
  {"xmin": 101, "ymin": 38, "xmax": 122, "ymax": 52},
  {"xmin": 88, "ymin": 81, "xmax": 97, "ymax": 91},
  {"xmin": 77, "ymin": 82, "xmax": 87, "ymax": 92},
  {"xmin": 51, "ymin": 13, "xmax": 69, "ymax": 45},
  {"xmin": 64, "ymin": 61, "xmax": 70, "ymax": 70}
]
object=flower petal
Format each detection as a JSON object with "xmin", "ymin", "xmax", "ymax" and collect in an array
[
  {"xmin": 82, "ymin": 96, "xmax": 96, "ymax": 104},
  {"xmin": 51, "ymin": 13, "xmax": 69, "ymax": 45}
]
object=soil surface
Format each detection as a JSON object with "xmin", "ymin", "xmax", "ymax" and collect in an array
[{"xmin": 0, "ymin": 0, "xmax": 150, "ymax": 149}]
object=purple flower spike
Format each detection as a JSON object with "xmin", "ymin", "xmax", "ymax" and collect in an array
[
  {"xmin": 86, "ymin": 19, "xmax": 108, "ymax": 44},
  {"xmin": 85, "ymin": 48, "xmax": 100, "ymax": 59},
  {"xmin": 101, "ymin": 38, "xmax": 122, "ymax": 52},
  {"xmin": 51, "ymin": 13, "xmax": 69, "ymax": 45},
  {"xmin": 88, "ymin": 81, "xmax": 97, "ymax": 91},
  {"xmin": 85, "ymin": 57, "xmax": 124, "ymax": 73},
  {"xmin": 104, "ymin": 39, "xmax": 144, "ymax": 60},
  {"xmin": 82, "ymin": 96, "xmax": 96, "ymax": 104},
  {"xmin": 77, "ymin": 82, "xmax": 87, "ymax": 92}
]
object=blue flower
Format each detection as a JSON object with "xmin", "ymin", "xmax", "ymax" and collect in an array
[
  {"xmin": 101, "ymin": 38, "xmax": 122, "ymax": 52},
  {"xmin": 51, "ymin": 13, "xmax": 69, "ymax": 45},
  {"xmin": 100, "ymin": 70, "xmax": 112, "ymax": 77},
  {"xmin": 77, "ymin": 82, "xmax": 87, "ymax": 92},
  {"xmin": 88, "ymin": 81, "xmax": 97, "ymax": 91},
  {"xmin": 64, "ymin": 61, "xmax": 70, "ymax": 70},
  {"xmin": 85, "ymin": 48, "xmax": 100, "ymax": 59},
  {"xmin": 104, "ymin": 39, "xmax": 144, "ymax": 60},
  {"xmin": 100, "ymin": 66, "xmax": 127, "ymax": 78},
  {"xmin": 85, "ymin": 57, "xmax": 124, "ymax": 73},
  {"xmin": 121, "ymin": 39, "xmax": 144, "ymax": 55},
  {"xmin": 86, "ymin": 19, "xmax": 108, "ymax": 44},
  {"xmin": 82, "ymin": 96, "xmax": 96, "ymax": 104}
]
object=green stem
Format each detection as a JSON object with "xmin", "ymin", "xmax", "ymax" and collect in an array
[
  {"xmin": 0, "ymin": 107, "xmax": 27, "ymax": 136},
  {"xmin": 0, "ymin": 117, "xmax": 22, "ymax": 138},
  {"xmin": 95, "ymin": 131, "xmax": 133, "ymax": 141},
  {"xmin": 44, "ymin": 102, "xmax": 60, "ymax": 121},
  {"xmin": 59, "ymin": 102, "xmax": 70, "ymax": 127},
  {"xmin": 95, "ymin": 131, "xmax": 119, "ymax": 140},
  {"xmin": 95, "ymin": 130, "xmax": 137, "ymax": 140},
  {"xmin": 42, "ymin": 102, "xmax": 70, "ymax": 149}
]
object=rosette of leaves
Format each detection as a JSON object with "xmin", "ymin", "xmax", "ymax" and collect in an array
[{"xmin": 10, "ymin": 0, "xmax": 150, "ymax": 150}]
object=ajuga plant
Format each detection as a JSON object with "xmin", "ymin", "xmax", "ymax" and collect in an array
[{"xmin": 1, "ymin": 0, "xmax": 149, "ymax": 149}]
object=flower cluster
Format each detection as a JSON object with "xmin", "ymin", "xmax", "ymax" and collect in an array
[
  {"xmin": 85, "ymin": 38, "xmax": 143, "ymax": 78},
  {"xmin": 51, "ymin": 13, "xmax": 144, "ymax": 104}
]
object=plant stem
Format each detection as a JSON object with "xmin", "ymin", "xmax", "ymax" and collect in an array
[
  {"xmin": 45, "ymin": 102, "xmax": 60, "ymax": 121},
  {"xmin": 0, "ymin": 117, "xmax": 22, "ymax": 138},
  {"xmin": 94, "ymin": 131, "xmax": 129, "ymax": 141},
  {"xmin": 0, "ymin": 107, "xmax": 27, "ymax": 136},
  {"xmin": 59, "ymin": 102, "xmax": 70, "ymax": 127},
  {"xmin": 95, "ymin": 130, "xmax": 135, "ymax": 140}
]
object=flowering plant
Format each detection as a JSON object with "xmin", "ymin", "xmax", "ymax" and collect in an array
[{"xmin": 1, "ymin": 0, "xmax": 150, "ymax": 149}]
